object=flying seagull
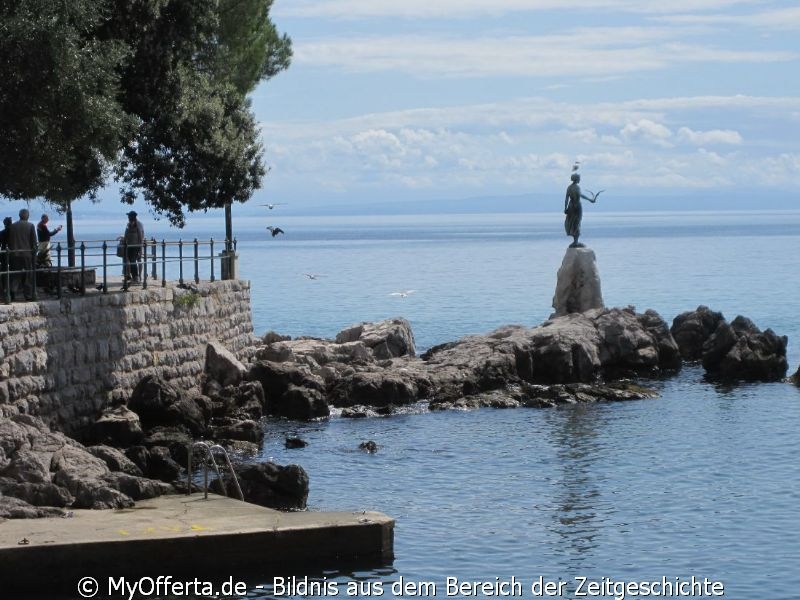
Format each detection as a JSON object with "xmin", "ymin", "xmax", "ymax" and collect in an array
[
  {"xmin": 586, "ymin": 189, "xmax": 605, "ymax": 202},
  {"xmin": 260, "ymin": 203, "xmax": 286, "ymax": 209},
  {"xmin": 267, "ymin": 226, "xmax": 284, "ymax": 237},
  {"xmin": 303, "ymin": 273, "xmax": 325, "ymax": 280},
  {"xmin": 572, "ymin": 160, "xmax": 581, "ymax": 172},
  {"xmin": 389, "ymin": 290, "xmax": 416, "ymax": 298}
]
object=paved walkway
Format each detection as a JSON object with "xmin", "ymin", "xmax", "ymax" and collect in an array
[{"xmin": 0, "ymin": 494, "xmax": 394, "ymax": 592}]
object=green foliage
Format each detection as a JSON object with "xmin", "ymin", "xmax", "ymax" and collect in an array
[
  {"xmin": 0, "ymin": 0, "xmax": 134, "ymax": 205},
  {"xmin": 216, "ymin": 0, "xmax": 293, "ymax": 96},
  {"xmin": 117, "ymin": 67, "xmax": 266, "ymax": 227},
  {"xmin": 173, "ymin": 290, "xmax": 201, "ymax": 308},
  {"xmin": 0, "ymin": 0, "xmax": 292, "ymax": 227}
]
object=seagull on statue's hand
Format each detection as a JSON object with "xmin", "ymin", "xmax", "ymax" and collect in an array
[
  {"xmin": 586, "ymin": 189, "xmax": 604, "ymax": 202},
  {"xmin": 389, "ymin": 290, "xmax": 416, "ymax": 298},
  {"xmin": 267, "ymin": 226, "xmax": 284, "ymax": 237}
]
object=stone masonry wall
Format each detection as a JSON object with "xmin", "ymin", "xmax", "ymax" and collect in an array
[{"xmin": 0, "ymin": 280, "xmax": 258, "ymax": 436}]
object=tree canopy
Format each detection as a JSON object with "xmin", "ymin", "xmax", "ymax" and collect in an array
[{"xmin": 0, "ymin": 0, "xmax": 291, "ymax": 227}]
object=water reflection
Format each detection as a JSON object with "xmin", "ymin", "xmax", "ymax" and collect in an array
[{"xmin": 549, "ymin": 404, "xmax": 604, "ymax": 563}]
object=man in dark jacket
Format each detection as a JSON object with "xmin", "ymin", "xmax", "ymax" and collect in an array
[{"xmin": 8, "ymin": 208, "xmax": 38, "ymax": 300}]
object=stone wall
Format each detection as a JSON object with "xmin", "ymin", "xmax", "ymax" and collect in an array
[{"xmin": 0, "ymin": 280, "xmax": 258, "ymax": 436}]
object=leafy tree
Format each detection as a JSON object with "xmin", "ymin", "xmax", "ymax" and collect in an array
[
  {"xmin": 1, "ymin": 0, "xmax": 291, "ymax": 230},
  {"xmin": 216, "ymin": 0, "xmax": 292, "ymax": 96},
  {"xmin": 112, "ymin": 0, "xmax": 292, "ymax": 227},
  {"xmin": 0, "ymin": 0, "xmax": 135, "ymax": 263}
]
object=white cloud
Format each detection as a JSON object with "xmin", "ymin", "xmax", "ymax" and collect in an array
[
  {"xmin": 277, "ymin": 0, "xmax": 763, "ymax": 20},
  {"xmin": 657, "ymin": 7, "xmax": 800, "ymax": 31},
  {"xmin": 620, "ymin": 119, "xmax": 674, "ymax": 147},
  {"xmin": 293, "ymin": 31, "xmax": 795, "ymax": 79},
  {"xmin": 259, "ymin": 94, "xmax": 800, "ymax": 198},
  {"xmin": 677, "ymin": 127, "xmax": 742, "ymax": 145}
]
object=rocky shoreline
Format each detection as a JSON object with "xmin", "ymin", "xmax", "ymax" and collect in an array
[{"xmin": 1, "ymin": 304, "xmax": 795, "ymax": 519}]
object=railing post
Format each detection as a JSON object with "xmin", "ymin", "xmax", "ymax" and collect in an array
[
  {"xmin": 101, "ymin": 241, "xmax": 108, "ymax": 293},
  {"xmin": 56, "ymin": 243, "xmax": 62, "ymax": 299},
  {"xmin": 122, "ymin": 240, "xmax": 129, "ymax": 291},
  {"xmin": 150, "ymin": 237, "xmax": 157, "ymax": 281},
  {"xmin": 2, "ymin": 248, "xmax": 9, "ymax": 304},
  {"xmin": 161, "ymin": 240, "xmax": 166, "ymax": 288},
  {"xmin": 193, "ymin": 238, "xmax": 199, "ymax": 284},
  {"xmin": 30, "ymin": 247, "xmax": 37, "ymax": 301},
  {"xmin": 142, "ymin": 241, "xmax": 148, "ymax": 290},
  {"xmin": 79, "ymin": 242, "xmax": 86, "ymax": 295},
  {"xmin": 209, "ymin": 238, "xmax": 215, "ymax": 282},
  {"xmin": 179, "ymin": 239, "xmax": 184, "ymax": 285}
]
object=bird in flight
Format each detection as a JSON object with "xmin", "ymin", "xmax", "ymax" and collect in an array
[
  {"xmin": 260, "ymin": 203, "xmax": 286, "ymax": 209},
  {"xmin": 389, "ymin": 290, "xmax": 416, "ymax": 298},
  {"xmin": 572, "ymin": 160, "xmax": 581, "ymax": 172},
  {"xmin": 303, "ymin": 273, "xmax": 325, "ymax": 280},
  {"xmin": 267, "ymin": 226, "xmax": 284, "ymax": 237}
]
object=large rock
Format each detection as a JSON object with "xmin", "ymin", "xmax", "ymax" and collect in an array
[
  {"xmin": 211, "ymin": 419, "xmax": 264, "ymax": 444},
  {"xmin": 87, "ymin": 445, "xmax": 144, "ymax": 477},
  {"xmin": 330, "ymin": 369, "xmax": 422, "ymax": 408},
  {"xmin": 552, "ymin": 247, "xmax": 604, "ymax": 317},
  {"xmin": 0, "ymin": 480, "xmax": 74, "ymax": 508},
  {"xmin": 0, "ymin": 496, "xmax": 66, "ymax": 519},
  {"xmin": 204, "ymin": 380, "xmax": 265, "ymax": 421},
  {"xmin": 213, "ymin": 461, "xmax": 309, "ymax": 511},
  {"xmin": 206, "ymin": 340, "xmax": 247, "ymax": 387},
  {"xmin": 701, "ymin": 316, "xmax": 788, "ymax": 381},
  {"xmin": 423, "ymin": 308, "xmax": 679, "ymax": 390},
  {"xmin": 247, "ymin": 361, "xmax": 329, "ymax": 420},
  {"xmin": 335, "ymin": 318, "xmax": 416, "ymax": 359},
  {"xmin": 90, "ymin": 405, "xmax": 144, "ymax": 447},
  {"xmin": 671, "ymin": 306, "xmax": 726, "ymax": 360},
  {"xmin": 128, "ymin": 375, "xmax": 207, "ymax": 436}
]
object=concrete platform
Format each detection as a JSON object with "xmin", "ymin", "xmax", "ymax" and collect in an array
[{"xmin": 0, "ymin": 494, "xmax": 394, "ymax": 592}]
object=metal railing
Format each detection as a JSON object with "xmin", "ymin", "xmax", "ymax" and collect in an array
[
  {"xmin": 186, "ymin": 441, "xmax": 244, "ymax": 501},
  {"xmin": 0, "ymin": 237, "xmax": 237, "ymax": 304}
]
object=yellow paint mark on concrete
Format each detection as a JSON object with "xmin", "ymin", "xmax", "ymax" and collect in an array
[
  {"xmin": 162, "ymin": 526, "xmax": 183, "ymax": 533},
  {"xmin": 117, "ymin": 530, "xmax": 130, "ymax": 536},
  {"xmin": 190, "ymin": 524, "xmax": 212, "ymax": 532},
  {"xmin": 143, "ymin": 527, "xmax": 157, "ymax": 534}
]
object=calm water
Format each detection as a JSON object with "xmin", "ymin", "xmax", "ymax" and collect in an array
[
  {"xmin": 77, "ymin": 211, "xmax": 800, "ymax": 599},
  {"xmin": 231, "ymin": 211, "xmax": 800, "ymax": 599}
]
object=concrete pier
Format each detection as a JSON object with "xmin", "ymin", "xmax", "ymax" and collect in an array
[{"xmin": 0, "ymin": 494, "xmax": 394, "ymax": 592}]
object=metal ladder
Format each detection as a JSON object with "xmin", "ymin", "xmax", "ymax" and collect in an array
[{"xmin": 186, "ymin": 441, "xmax": 244, "ymax": 501}]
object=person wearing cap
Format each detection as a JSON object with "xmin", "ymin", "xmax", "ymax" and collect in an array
[
  {"xmin": 119, "ymin": 210, "xmax": 145, "ymax": 282},
  {"xmin": 36, "ymin": 213, "xmax": 62, "ymax": 267}
]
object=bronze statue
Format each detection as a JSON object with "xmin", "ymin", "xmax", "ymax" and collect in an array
[{"xmin": 564, "ymin": 173, "xmax": 602, "ymax": 247}]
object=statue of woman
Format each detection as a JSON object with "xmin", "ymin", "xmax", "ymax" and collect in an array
[{"xmin": 564, "ymin": 173, "xmax": 602, "ymax": 247}]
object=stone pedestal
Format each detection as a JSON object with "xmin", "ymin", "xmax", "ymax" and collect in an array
[{"xmin": 551, "ymin": 247, "xmax": 604, "ymax": 317}]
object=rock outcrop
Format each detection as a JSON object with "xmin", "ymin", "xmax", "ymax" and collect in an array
[
  {"xmin": 670, "ymin": 306, "xmax": 725, "ymax": 360},
  {"xmin": 244, "ymin": 312, "xmax": 678, "ymax": 418},
  {"xmin": 671, "ymin": 306, "xmax": 788, "ymax": 381},
  {"xmin": 0, "ymin": 414, "xmax": 172, "ymax": 513},
  {"xmin": 552, "ymin": 247, "xmax": 604, "ymax": 317},
  {"xmin": 211, "ymin": 461, "xmax": 309, "ymax": 511}
]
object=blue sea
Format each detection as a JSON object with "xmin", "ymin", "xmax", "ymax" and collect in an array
[
  {"xmin": 78, "ymin": 210, "xmax": 800, "ymax": 599},
  {"xmin": 229, "ymin": 210, "xmax": 800, "ymax": 600}
]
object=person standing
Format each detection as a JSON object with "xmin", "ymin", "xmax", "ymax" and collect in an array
[
  {"xmin": 121, "ymin": 211, "xmax": 145, "ymax": 282},
  {"xmin": 36, "ymin": 213, "xmax": 62, "ymax": 267},
  {"xmin": 8, "ymin": 208, "xmax": 38, "ymax": 300}
]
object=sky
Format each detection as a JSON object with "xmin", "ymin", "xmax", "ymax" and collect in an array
[{"xmin": 241, "ymin": 0, "xmax": 800, "ymax": 212}]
